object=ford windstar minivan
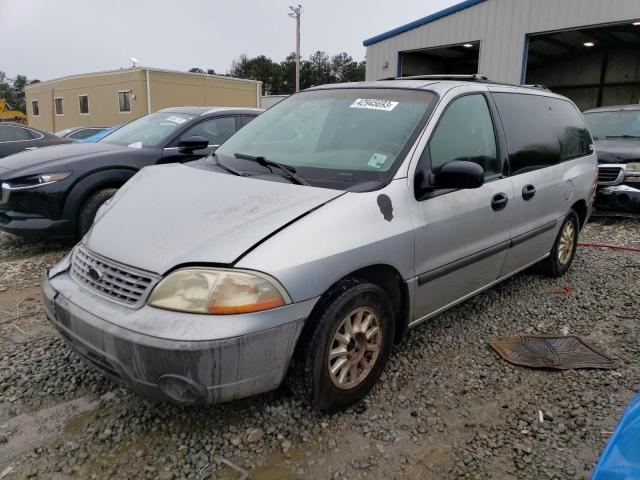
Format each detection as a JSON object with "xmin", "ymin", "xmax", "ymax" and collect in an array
[{"xmin": 42, "ymin": 75, "xmax": 597, "ymax": 411}]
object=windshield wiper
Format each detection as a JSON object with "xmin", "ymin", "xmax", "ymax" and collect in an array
[
  {"xmin": 606, "ymin": 135, "xmax": 640, "ymax": 139},
  {"xmin": 234, "ymin": 152, "xmax": 311, "ymax": 186},
  {"xmin": 213, "ymin": 154, "xmax": 247, "ymax": 177}
]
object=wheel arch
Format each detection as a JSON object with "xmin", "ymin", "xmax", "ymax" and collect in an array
[
  {"xmin": 62, "ymin": 168, "xmax": 137, "ymax": 231},
  {"xmin": 570, "ymin": 199, "xmax": 588, "ymax": 230},
  {"xmin": 303, "ymin": 264, "xmax": 411, "ymax": 345}
]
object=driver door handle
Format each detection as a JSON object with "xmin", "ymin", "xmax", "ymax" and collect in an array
[
  {"xmin": 522, "ymin": 184, "xmax": 536, "ymax": 201},
  {"xmin": 491, "ymin": 192, "xmax": 509, "ymax": 211}
]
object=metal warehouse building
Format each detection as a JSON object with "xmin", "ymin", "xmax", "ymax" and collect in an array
[
  {"xmin": 364, "ymin": 0, "xmax": 640, "ymax": 110},
  {"xmin": 25, "ymin": 68, "xmax": 262, "ymax": 133}
]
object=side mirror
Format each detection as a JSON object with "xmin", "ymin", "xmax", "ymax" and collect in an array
[
  {"xmin": 178, "ymin": 135, "xmax": 209, "ymax": 152},
  {"xmin": 432, "ymin": 160, "xmax": 485, "ymax": 189}
]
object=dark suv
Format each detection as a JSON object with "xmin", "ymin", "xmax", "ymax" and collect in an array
[
  {"xmin": 0, "ymin": 107, "xmax": 261, "ymax": 238},
  {"xmin": 583, "ymin": 105, "xmax": 640, "ymax": 216}
]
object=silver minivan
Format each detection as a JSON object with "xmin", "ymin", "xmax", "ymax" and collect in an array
[{"xmin": 42, "ymin": 76, "xmax": 598, "ymax": 411}]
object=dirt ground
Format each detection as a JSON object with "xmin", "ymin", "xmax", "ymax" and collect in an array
[{"xmin": 0, "ymin": 218, "xmax": 638, "ymax": 479}]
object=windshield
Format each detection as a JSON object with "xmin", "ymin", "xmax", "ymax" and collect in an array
[
  {"xmin": 584, "ymin": 110, "xmax": 640, "ymax": 140},
  {"xmin": 100, "ymin": 112, "xmax": 195, "ymax": 148},
  {"xmin": 215, "ymin": 88, "xmax": 436, "ymax": 188}
]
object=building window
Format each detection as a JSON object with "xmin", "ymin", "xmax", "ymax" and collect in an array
[
  {"xmin": 118, "ymin": 91, "xmax": 131, "ymax": 113},
  {"xmin": 31, "ymin": 100, "xmax": 39, "ymax": 116},
  {"xmin": 54, "ymin": 97, "xmax": 64, "ymax": 115},
  {"xmin": 79, "ymin": 95, "xmax": 89, "ymax": 114}
]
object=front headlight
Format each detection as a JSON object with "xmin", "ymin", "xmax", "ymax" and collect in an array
[
  {"xmin": 626, "ymin": 162, "xmax": 640, "ymax": 173},
  {"xmin": 147, "ymin": 268, "xmax": 291, "ymax": 314},
  {"xmin": 2, "ymin": 172, "xmax": 71, "ymax": 190}
]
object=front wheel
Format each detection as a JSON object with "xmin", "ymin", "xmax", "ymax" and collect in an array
[
  {"xmin": 538, "ymin": 210, "xmax": 579, "ymax": 277},
  {"xmin": 77, "ymin": 188, "xmax": 118, "ymax": 238},
  {"xmin": 288, "ymin": 278, "xmax": 395, "ymax": 412}
]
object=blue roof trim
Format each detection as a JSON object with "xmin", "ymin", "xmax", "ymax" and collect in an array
[{"xmin": 363, "ymin": 0, "xmax": 488, "ymax": 47}]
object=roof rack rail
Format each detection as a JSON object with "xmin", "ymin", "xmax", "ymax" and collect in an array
[
  {"xmin": 382, "ymin": 74, "xmax": 491, "ymax": 82},
  {"xmin": 522, "ymin": 83, "xmax": 550, "ymax": 90}
]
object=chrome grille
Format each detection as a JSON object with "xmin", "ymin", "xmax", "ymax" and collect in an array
[
  {"xmin": 70, "ymin": 246, "xmax": 158, "ymax": 307},
  {"xmin": 598, "ymin": 166, "xmax": 624, "ymax": 186}
]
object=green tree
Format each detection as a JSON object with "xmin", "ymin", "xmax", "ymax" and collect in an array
[
  {"xmin": 0, "ymin": 72, "xmax": 39, "ymax": 113},
  {"xmin": 189, "ymin": 67, "xmax": 205, "ymax": 73}
]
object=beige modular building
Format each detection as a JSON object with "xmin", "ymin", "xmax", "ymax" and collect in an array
[{"xmin": 25, "ymin": 67, "xmax": 262, "ymax": 132}]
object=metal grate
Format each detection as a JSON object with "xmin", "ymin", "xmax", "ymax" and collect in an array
[
  {"xmin": 598, "ymin": 166, "xmax": 624, "ymax": 186},
  {"xmin": 70, "ymin": 245, "xmax": 158, "ymax": 308}
]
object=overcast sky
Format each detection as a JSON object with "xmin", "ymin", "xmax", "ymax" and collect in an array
[{"xmin": 1, "ymin": 0, "xmax": 459, "ymax": 81}]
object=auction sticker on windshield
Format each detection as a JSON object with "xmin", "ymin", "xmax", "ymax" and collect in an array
[
  {"xmin": 166, "ymin": 115, "xmax": 188, "ymax": 124},
  {"xmin": 350, "ymin": 98, "xmax": 399, "ymax": 112}
]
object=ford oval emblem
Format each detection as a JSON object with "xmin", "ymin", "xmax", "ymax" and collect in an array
[{"xmin": 88, "ymin": 267, "xmax": 103, "ymax": 282}]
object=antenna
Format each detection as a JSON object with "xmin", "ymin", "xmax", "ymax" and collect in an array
[{"xmin": 130, "ymin": 57, "xmax": 139, "ymax": 68}]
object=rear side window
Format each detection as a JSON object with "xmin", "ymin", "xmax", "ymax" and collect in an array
[
  {"xmin": 493, "ymin": 93, "xmax": 560, "ymax": 175},
  {"xmin": 548, "ymin": 98, "xmax": 592, "ymax": 160},
  {"xmin": 429, "ymin": 94, "xmax": 498, "ymax": 175}
]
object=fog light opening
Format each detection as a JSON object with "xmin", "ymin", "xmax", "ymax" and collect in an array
[
  {"xmin": 157, "ymin": 374, "xmax": 206, "ymax": 403},
  {"xmin": 617, "ymin": 193, "xmax": 630, "ymax": 207}
]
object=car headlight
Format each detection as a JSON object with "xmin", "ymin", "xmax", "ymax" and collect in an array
[
  {"xmin": 2, "ymin": 172, "xmax": 71, "ymax": 190},
  {"xmin": 147, "ymin": 267, "xmax": 291, "ymax": 314},
  {"xmin": 626, "ymin": 162, "xmax": 640, "ymax": 173}
]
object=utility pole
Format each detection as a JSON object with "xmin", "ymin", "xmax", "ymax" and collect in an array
[{"xmin": 289, "ymin": 5, "xmax": 302, "ymax": 92}]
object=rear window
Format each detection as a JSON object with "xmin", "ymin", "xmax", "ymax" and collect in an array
[{"xmin": 548, "ymin": 98, "xmax": 592, "ymax": 161}]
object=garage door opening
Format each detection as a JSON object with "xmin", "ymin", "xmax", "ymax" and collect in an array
[
  {"xmin": 525, "ymin": 22, "xmax": 640, "ymax": 110},
  {"xmin": 399, "ymin": 42, "xmax": 480, "ymax": 77}
]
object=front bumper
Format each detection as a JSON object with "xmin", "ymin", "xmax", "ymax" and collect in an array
[
  {"xmin": 42, "ymin": 269, "xmax": 316, "ymax": 404},
  {"xmin": 594, "ymin": 184, "xmax": 640, "ymax": 216},
  {"xmin": 0, "ymin": 181, "xmax": 72, "ymax": 238}
]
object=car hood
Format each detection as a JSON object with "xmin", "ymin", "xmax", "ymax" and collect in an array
[
  {"xmin": 0, "ymin": 142, "xmax": 140, "ymax": 176},
  {"xmin": 84, "ymin": 163, "xmax": 344, "ymax": 273},
  {"xmin": 594, "ymin": 139, "xmax": 640, "ymax": 164}
]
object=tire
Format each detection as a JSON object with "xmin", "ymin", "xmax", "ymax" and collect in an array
[
  {"xmin": 77, "ymin": 188, "xmax": 118, "ymax": 238},
  {"xmin": 288, "ymin": 278, "xmax": 395, "ymax": 412},
  {"xmin": 538, "ymin": 209, "xmax": 579, "ymax": 278}
]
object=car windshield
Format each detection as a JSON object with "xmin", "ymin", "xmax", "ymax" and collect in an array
[
  {"xmin": 215, "ymin": 88, "xmax": 436, "ymax": 188},
  {"xmin": 584, "ymin": 110, "xmax": 640, "ymax": 140},
  {"xmin": 100, "ymin": 112, "xmax": 196, "ymax": 148}
]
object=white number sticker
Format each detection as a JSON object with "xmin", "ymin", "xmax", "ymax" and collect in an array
[
  {"xmin": 350, "ymin": 98, "xmax": 399, "ymax": 112},
  {"xmin": 166, "ymin": 115, "xmax": 188, "ymax": 124}
]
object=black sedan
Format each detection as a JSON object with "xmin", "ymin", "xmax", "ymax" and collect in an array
[
  {"xmin": 0, "ymin": 106, "xmax": 261, "ymax": 238},
  {"xmin": 0, "ymin": 123, "xmax": 71, "ymax": 158},
  {"xmin": 583, "ymin": 105, "xmax": 640, "ymax": 216}
]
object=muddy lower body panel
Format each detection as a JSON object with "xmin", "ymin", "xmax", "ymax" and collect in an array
[{"xmin": 42, "ymin": 272, "xmax": 307, "ymax": 405}]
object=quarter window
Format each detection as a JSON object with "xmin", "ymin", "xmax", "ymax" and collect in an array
[
  {"xmin": 79, "ymin": 95, "xmax": 89, "ymax": 114},
  {"xmin": 31, "ymin": 100, "xmax": 39, "ymax": 116},
  {"xmin": 118, "ymin": 91, "xmax": 131, "ymax": 113},
  {"xmin": 548, "ymin": 98, "xmax": 592, "ymax": 161},
  {"xmin": 54, "ymin": 97, "xmax": 64, "ymax": 115},
  {"xmin": 493, "ymin": 93, "xmax": 561, "ymax": 175},
  {"xmin": 429, "ymin": 94, "xmax": 498, "ymax": 175},
  {"xmin": 183, "ymin": 117, "xmax": 237, "ymax": 146}
]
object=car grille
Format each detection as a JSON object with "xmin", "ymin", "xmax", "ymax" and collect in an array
[
  {"xmin": 70, "ymin": 245, "xmax": 158, "ymax": 308},
  {"xmin": 598, "ymin": 166, "xmax": 624, "ymax": 185}
]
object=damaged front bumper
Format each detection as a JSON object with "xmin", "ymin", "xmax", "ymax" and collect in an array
[
  {"xmin": 42, "ymin": 267, "xmax": 316, "ymax": 405},
  {"xmin": 594, "ymin": 184, "xmax": 640, "ymax": 217}
]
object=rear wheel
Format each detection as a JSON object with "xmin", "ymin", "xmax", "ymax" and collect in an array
[
  {"xmin": 288, "ymin": 278, "xmax": 395, "ymax": 412},
  {"xmin": 538, "ymin": 210, "xmax": 579, "ymax": 277},
  {"xmin": 77, "ymin": 188, "xmax": 118, "ymax": 238}
]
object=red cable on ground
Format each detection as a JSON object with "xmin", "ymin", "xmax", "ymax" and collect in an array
[{"xmin": 577, "ymin": 242, "xmax": 640, "ymax": 253}]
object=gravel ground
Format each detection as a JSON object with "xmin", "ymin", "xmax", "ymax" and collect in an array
[{"xmin": 0, "ymin": 218, "xmax": 638, "ymax": 480}]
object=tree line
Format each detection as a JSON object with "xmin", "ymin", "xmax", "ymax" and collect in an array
[
  {"xmin": 0, "ymin": 72, "xmax": 40, "ymax": 113},
  {"xmin": 189, "ymin": 51, "xmax": 366, "ymax": 95}
]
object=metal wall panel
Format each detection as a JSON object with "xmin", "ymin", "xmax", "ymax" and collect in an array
[{"xmin": 365, "ymin": 0, "xmax": 640, "ymax": 83}]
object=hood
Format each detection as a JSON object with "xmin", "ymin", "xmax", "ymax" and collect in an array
[
  {"xmin": 0, "ymin": 142, "xmax": 138, "ymax": 176},
  {"xmin": 594, "ymin": 139, "xmax": 640, "ymax": 164},
  {"xmin": 84, "ymin": 164, "xmax": 344, "ymax": 273}
]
